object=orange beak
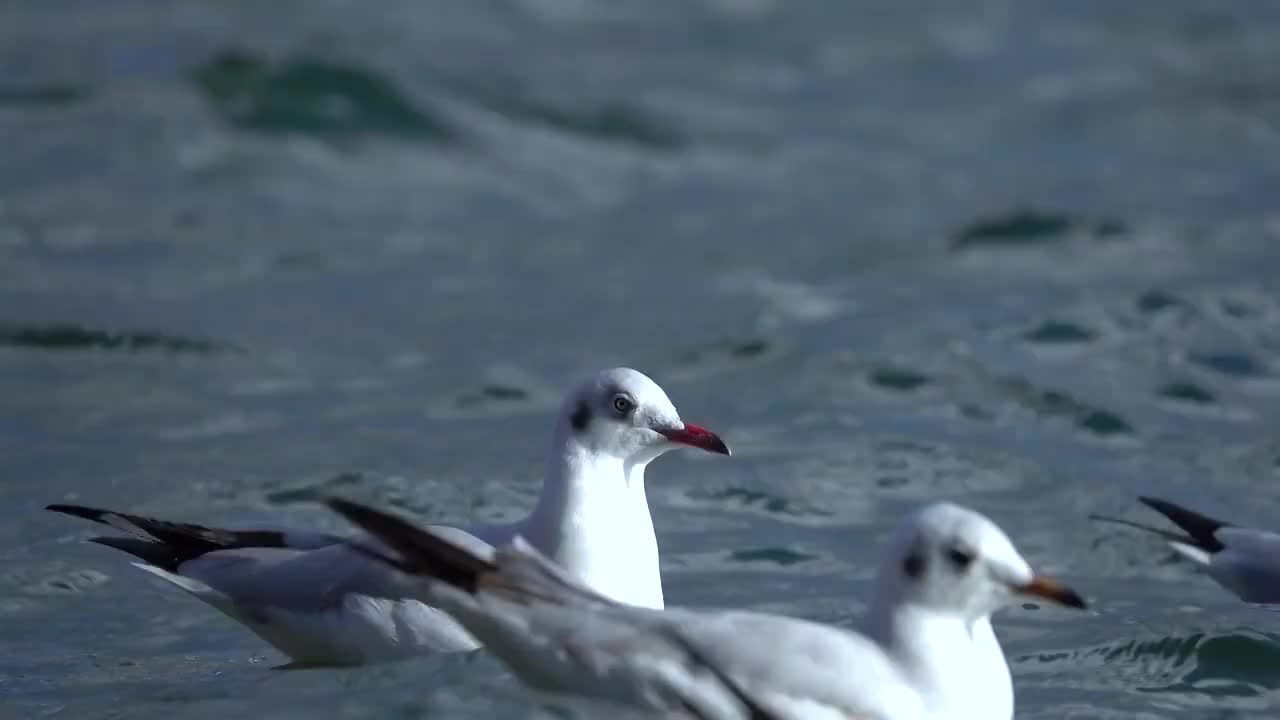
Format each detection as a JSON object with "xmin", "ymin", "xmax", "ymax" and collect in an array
[{"xmin": 1018, "ymin": 575, "xmax": 1087, "ymax": 609}]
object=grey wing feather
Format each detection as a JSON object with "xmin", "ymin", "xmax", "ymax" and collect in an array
[
  {"xmin": 1208, "ymin": 528, "xmax": 1280, "ymax": 603},
  {"xmin": 178, "ymin": 531, "xmax": 481, "ymax": 612}
]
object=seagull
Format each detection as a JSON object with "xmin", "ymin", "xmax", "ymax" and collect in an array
[
  {"xmin": 327, "ymin": 497, "xmax": 1087, "ymax": 720},
  {"xmin": 1091, "ymin": 496, "xmax": 1280, "ymax": 603},
  {"xmin": 46, "ymin": 367, "xmax": 731, "ymax": 665}
]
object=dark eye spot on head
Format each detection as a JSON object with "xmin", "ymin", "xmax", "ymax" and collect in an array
[
  {"xmin": 947, "ymin": 547, "xmax": 975, "ymax": 571},
  {"xmin": 902, "ymin": 553, "xmax": 925, "ymax": 579},
  {"xmin": 570, "ymin": 402, "xmax": 591, "ymax": 431}
]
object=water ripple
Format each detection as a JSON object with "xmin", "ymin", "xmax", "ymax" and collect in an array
[
  {"xmin": 0, "ymin": 324, "xmax": 241, "ymax": 355},
  {"xmin": 950, "ymin": 209, "xmax": 1128, "ymax": 251},
  {"xmin": 192, "ymin": 50, "xmax": 458, "ymax": 143}
]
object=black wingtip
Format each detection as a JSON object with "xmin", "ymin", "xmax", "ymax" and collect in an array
[
  {"xmin": 323, "ymin": 496, "xmax": 494, "ymax": 591},
  {"xmin": 1137, "ymin": 496, "xmax": 1228, "ymax": 552},
  {"xmin": 47, "ymin": 503, "xmax": 102, "ymax": 519},
  {"xmin": 324, "ymin": 496, "xmax": 371, "ymax": 523},
  {"xmin": 85, "ymin": 536, "xmax": 184, "ymax": 572},
  {"xmin": 323, "ymin": 497, "xmax": 413, "ymax": 544}
]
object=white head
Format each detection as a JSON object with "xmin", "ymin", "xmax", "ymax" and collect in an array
[
  {"xmin": 556, "ymin": 368, "xmax": 730, "ymax": 465},
  {"xmin": 877, "ymin": 502, "xmax": 1085, "ymax": 620}
]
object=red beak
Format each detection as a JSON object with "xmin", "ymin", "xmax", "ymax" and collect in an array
[{"xmin": 657, "ymin": 423, "xmax": 731, "ymax": 456}]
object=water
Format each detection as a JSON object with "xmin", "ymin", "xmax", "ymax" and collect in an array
[{"xmin": 3, "ymin": 0, "xmax": 1280, "ymax": 717}]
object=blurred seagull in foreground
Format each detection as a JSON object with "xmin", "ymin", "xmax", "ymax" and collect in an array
[
  {"xmin": 328, "ymin": 496, "xmax": 1087, "ymax": 720},
  {"xmin": 46, "ymin": 367, "xmax": 730, "ymax": 665},
  {"xmin": 1092, "ymin": 495, "xmax": 1280, "ymax": 603}
]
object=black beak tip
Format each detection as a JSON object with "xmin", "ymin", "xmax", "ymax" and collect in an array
[{"xmin": 1061, "ymin": 588, "xmax": 1088, "ymax": 610}]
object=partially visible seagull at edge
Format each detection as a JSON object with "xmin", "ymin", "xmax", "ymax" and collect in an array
[
  {"xmin": 1092, "ymin": 495, "xmax": 1280, "ymax": 604},
  {"xmin": 46, "ymin": 367, "xmax": 731, "ymax": 666},
  {"xmin": 327, "ymin": 496, "xmax": 1088, "ymax": 720}
]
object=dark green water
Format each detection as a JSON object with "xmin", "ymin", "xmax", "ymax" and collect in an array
[{"xmin": 4, "ymin": 1, "xmax": 1280, "ymax": 717}]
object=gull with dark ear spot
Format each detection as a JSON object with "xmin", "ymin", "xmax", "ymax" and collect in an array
[
  {"xmin": 1092, "ymin": 496, "xmax": 1280, "ymax": 603},
  {"xmin": 329, "ymin": 498, "xmax": 1086, "ymax": 720},
  {"xmin": 46, "ymin": 367, "xmax": 731, "ymax": 666}
]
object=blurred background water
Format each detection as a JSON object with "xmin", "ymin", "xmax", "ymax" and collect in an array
[{"xmin": 3, "ymin": 0, "xmax": 1280, "ymax": 717}]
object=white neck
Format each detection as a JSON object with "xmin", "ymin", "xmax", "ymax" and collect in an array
[
  {"xmin": 518, "ymin": 431, "xmax": 664, "ymax": 609},
  {"xmin": 862, "ymin": 598, "xmax": 1013, "ymax": 720}
]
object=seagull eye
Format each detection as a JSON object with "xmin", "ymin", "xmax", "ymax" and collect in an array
[
  {"xmin": 611, "ymin": 394, "xmax": 636, "ymax": 415},
  {"xmin": 946, "ymin": 547, "xmax": 975, "ymax": 571}
]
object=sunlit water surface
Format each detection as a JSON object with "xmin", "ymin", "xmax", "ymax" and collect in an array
[{"xmin": 4, "ymin": 1, "xmax": 1280, "ymax": 718}]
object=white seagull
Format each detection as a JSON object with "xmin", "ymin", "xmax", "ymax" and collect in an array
[
  {"xmin": 47, "ymin": 367, "xmax": 730, "ymax": 666},
  {"xmin": 327, "ymin": 497, "xmax": 1087, "ymax": 720},
  {"xmin": 1092, "ymin": 496, "xmax": 1280, "ymax": 604}
]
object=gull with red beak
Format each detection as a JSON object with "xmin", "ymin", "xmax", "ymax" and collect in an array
[
  {"xmin": 328, "ymin": 499, "xmax": 1086, "ymax": 719},
  {"xmin": 46, "ymin": 367, "xmax": 730, "ymax": 666}
]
